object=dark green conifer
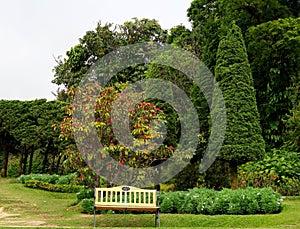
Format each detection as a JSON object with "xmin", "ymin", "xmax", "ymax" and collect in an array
[{"xmin": 215, "ymin": 23, "xmax": 265, "ymax": 189}]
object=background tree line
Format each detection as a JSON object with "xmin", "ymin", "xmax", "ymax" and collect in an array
[{"xmin": 0, "ymin": 100, "xmax": 69, "ymax": 177}]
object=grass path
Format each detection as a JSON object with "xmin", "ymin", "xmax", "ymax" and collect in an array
[{"xmin": 0, "ymin": 178, "xmax": 300, "ymax": 228}]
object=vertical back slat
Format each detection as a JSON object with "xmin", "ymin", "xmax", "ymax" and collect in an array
[
  {"xmin": 105, "ymin": 190, "xmax": 108, "ymax": 203},
  {"xmin": 134, "ymin": 191, "xmax": 136, "ymax": 204}
]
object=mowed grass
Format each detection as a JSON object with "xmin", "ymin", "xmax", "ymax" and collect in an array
[{"xmin": 0, "ymin": 178, "xmax": 300, "ymax": 228}]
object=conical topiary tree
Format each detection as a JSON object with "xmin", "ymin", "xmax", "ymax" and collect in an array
[{"xmin": 215, "ymin": 22, "xmax": 265, "ymax": 189}]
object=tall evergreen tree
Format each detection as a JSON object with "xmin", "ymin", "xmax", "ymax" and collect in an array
[{"xmin": 214, "ymin": 23, "xmax": 265, "ymax": 189}]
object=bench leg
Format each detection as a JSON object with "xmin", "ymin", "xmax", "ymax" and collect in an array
[
  {"xmin": 155, "ymin": 210, "xmax": 160, "ymax": 227},
  {"xmin": 93, "ymin": 207, "xmax": 96, "ymax": 228}
]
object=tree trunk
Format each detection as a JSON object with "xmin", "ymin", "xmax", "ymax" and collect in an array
[
  {"xmin": 22, "ymin": 146, "xmax": 28, "ymax": 175},
  {"xmin": 94, "ymin": 174, "xmax": 100, "ymax": 188},
  {"xmin": 155, "ymin": 184, "xmax": 161, "ymax": 191},
  {"xmin": 42, "ymin": 151, "xmax": 48, "ymax": 173},
  {"xmin": 28, "ymin": 147, "xmax": 34, "ymax": 174},
  {"xmin": 59, "ymin": 155, "xmax": 66, "ymax": 175},
  {"xmin": 49, "ymin": 156, "xmax": 55, "ymax": 175},
  {"xmin": 56, "ymin": 154, "xmax": 62, "ymax": 174},
  {"xmin": 230, "ymin": 162, "xmax": 238, "ymax": 190},
  {"xmin": 18, "ymin": 150, "xmax": 24, "ymax": 176},
  {"xmin": 1, "ymin": 143, "xmax": 9, "ymax": 177}
]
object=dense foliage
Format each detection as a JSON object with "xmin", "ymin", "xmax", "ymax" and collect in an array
[
  {"xmin": 247, "ymin": 17, "xmax": 300, "ymax": 148},
  {"xmin": 239, "ymin": 149, "xmax": 300, "ymax": 196},
  {"xmin": 24, "ymin": 180, "xmax": 84, "ymax": 193},
  {"xmin": 59, "ymin": 83, "xmax": 176, "ymax": 187},
  {"xmin": 159, "ymin": 187, "xmax": 283, "ymax": 214},
  {"xmin": 214, "ymin": 23, "xmax": 265, "ymax": 189},
  {"xmin": 0, "ymin": 99, "xmax": 68, "ymax": 177},
  {"xmin": 18, "ymin": 173, "xmax": 87, "ymax": 193},
  {"xmin": 0, "ymin": 0, "xmax": 299, "ymax": 195}
]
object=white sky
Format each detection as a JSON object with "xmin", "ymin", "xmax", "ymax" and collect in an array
[{"xmin": 0, "ymin": 0, "xmax": 193, "ymax": 101}]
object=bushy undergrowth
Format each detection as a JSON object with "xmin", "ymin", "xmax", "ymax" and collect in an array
[
  {"xmin": 76, "ymin": 188, "xmax": 94, "ymax": 203},
  {"xmin": 18, "ymin": 173, "xmax": 88, "ymax": 193},
  {"xmin": 239, "ymin": 149, "xmax": 300, "ymax": 196},
  {"xmin": 18, "ymin": 173, "xmax": 78, "ymax": 185},
  {"xmin": 81, "ymin": 198, "xmax": 95, "ymax": 214},
  {"xmin": 24, "ymin": 180, "xmax": 84, "ymax": 193},
  {"xmin": 159, "ymin": 187, "xmax": 283, "ymax": 215}
]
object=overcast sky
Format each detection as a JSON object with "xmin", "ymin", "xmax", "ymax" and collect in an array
[{"xmin": 0, "ymin": 0, "xmax": 193, "ymax": 101}]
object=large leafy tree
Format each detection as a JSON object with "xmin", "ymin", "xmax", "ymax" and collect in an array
[
  {"xmin": 247, "ymin": 17, "xmax": 300, "ymax": 148},
  {"xmin": 187, "ymin": 0, "xmax": 297, "ymax": 70},
  {"xmin": 214, "ymin": 23, "xmax": 265, "ymax": 189},
  {"xmin": 284, "ymin": 102, "xmax": 300, "ymax": 153},
  {"xmin": 59, "ymin": 83, "xmax": 175, "ymax": 187},
  {"xmin": 53, "ymin": 18, "xmax": 168, "ymax": 92},
  {"xmin": 187, "ymin": 0, "xmax": 224, "ymax": 71}
]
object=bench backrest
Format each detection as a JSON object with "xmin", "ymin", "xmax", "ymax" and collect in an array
[{"xmin": 95, "ymin": 186, "xmax": 158, "ymax": 207}]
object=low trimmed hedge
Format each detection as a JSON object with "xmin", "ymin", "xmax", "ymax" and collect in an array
[
  {"xmin": 78, "ymin": 187, "xmax": 283, "ymax": 215},
  {"xmin": 24, "ymin": 180, "xmax": 85, "ymax": 193},
  {"xmin": 160, "ymin": 187, "xmax": 283, "ymax": 214},
  {"xmin": 18, "ymin": 173, "xmax": 77, "ymax": 185}
]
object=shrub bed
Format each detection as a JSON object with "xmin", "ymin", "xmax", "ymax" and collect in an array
[
  {"xmin": 79, "ymin": 187, "xmax": 283, "ymax": 215},
  {"xmin": 160, "ymin": 187, "xmax": 283, "ymax": 214},
  {"xmin": 18, "ymin": 173, "xmax": 77, "ymax": 185},
  {"xmin": 24, "ymin": 180, "xmax": 85, "ymax": 193},
  {"xmin": 239, "ymin": 149, "xmax": 300, "ymax": 196}
]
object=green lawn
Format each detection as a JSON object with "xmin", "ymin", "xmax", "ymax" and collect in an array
[{"xmin": 0, "ymin": 178, "xmax": 299, "ymax": 228}]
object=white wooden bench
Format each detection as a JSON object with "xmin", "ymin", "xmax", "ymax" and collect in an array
[{"xmin": 94, "ymin": 186, "xmax": 160, "ymax": 227}]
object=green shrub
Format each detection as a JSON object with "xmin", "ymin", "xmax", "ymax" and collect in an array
[
  {"xmin": 18, "ymin": 173, "xmax": 81, "ymax": 186},
  {"xmin": 239, "ymin": 149, "xmax": 300, "ymax": 196},
  {"xmin": 160, "ymin": 194, "xmax": 174, "ymax": 213},
  {"xmin": 18, "ymin": 174, "xmax": 60, "ymax": 184},
  {"xmin": 257, "ymin": 187, "xmax": 283, "ymax": 213},
  {"xmin": 56, "ymin": 176, "xmax": 71, "ymax": 185},
  {"xmin": 182, "ymin": 188, "xmax": 215, "ymax": 214},
  {"xmin": 76, "ymin": 188, "xmax": 94, "ymax": 203},
  {"xmin": 7, "ymin": 156, "xmax": 19, "ymax": 178},
  {"xmin": 159, "ymin": 187, "xmax": 282, "ymax": 215},
  {"xmin": 56, "ymin": 173, "xmax": 77, "ymax": 185},
  {"xmin": 81, "ymin": 198, "xmax": 95, "ymax": 214},
  {"xmin": 159, "ymin": 191, "xmax": 187, "ymax": 213},
  {"xmin": 197, "ymin": 189, "xmax": 221, "ymax": 215},
  {"xmin": 24, "ymin": 180, "xmax": 84, "ymax": 193}
]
